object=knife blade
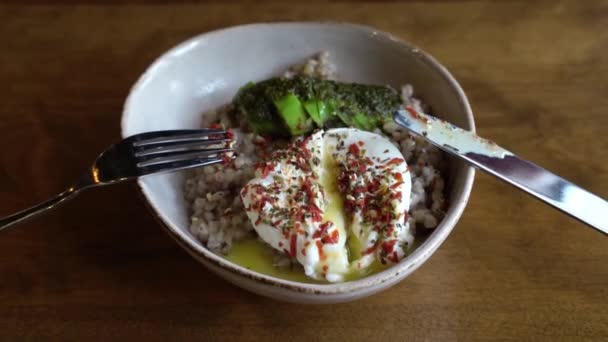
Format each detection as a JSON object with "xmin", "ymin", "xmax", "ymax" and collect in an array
[{"xmin": 394, "ymin": 106, "xmax": 608, "ymax": 234}]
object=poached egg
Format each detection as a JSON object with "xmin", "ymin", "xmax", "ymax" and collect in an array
[{"xmin": 241, "ymin": 128, "xmax": 413, "ymax": 282}]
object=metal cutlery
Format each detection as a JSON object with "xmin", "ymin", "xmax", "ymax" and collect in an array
[
  {"xmin": 0, "ymin": 129, "xmax": 235, "ymax": 232},
  {"xmin": 394, "ymin": 106, "xmax": 607, "ymax": 234}
]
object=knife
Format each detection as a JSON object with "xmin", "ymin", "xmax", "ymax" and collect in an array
[{"xmin": 394, "ymin": 106, "xmax": 608, "ymax": 234}]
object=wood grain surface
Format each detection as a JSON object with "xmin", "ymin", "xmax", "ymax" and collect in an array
[{"xmin": 1, "ymin": 1, "xmax": 607, "ymax": 341}]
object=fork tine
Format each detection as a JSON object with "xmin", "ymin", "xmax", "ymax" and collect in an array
[
  {"xmin": 137, "ymin": 156, "xmax": 230, "ymax": 176},
  {"xmin": 134, "ymin": 139, "xmax": 232, "ymax": 157},
  {"xmin": 136, "ymin": 148, "xmax": 234, "ymax": 168},
  {"xmin": 125, "ymin": 129, "xmax": 236, "ymax": 177},
  {"xmin": 132, "ymin": 129, "xmax": 227, "ymax": 147}
]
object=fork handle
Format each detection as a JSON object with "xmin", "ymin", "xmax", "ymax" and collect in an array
[{"xmin": 0, "ymin": 185, "xmax": 84, "ymax": 233}]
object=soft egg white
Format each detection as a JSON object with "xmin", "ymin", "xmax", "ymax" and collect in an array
[{"xmin": 241, "ymin": 128, "xmax": 413, "ymax": 282}]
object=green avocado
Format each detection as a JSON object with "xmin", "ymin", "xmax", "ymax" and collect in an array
[
  {"xmin": 232, "ymin": 76, "xmax": 401, "ymax": 136},
  {"xmin": 273, "ymin": 93, "xmax": 314, "ymax": 136}
]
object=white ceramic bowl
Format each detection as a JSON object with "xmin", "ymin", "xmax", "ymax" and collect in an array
[{"xmin": 121, "ymin": 22, "xmax": 475, "ymax": 304}]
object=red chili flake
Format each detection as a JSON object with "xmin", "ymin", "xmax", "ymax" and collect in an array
[
  {"xmin": 295, "ymin": 136, "xmax": 313, "ymax": 165},
  {"xmin": 313, "ymin": 222, "xmax": 331, "ymax": 239},
  {"xmin": 390, "ymin": 181, "xmax": 403, "ymax": 189},
  {"xmin": 289, "ymin": 234, "xmax": 297, "ymax": 257},
  {"xmin": 209, "ymin": 122, "xmax": 222, "ymax": 129},
  {"xmin": 390, "ymin": 251, "xmax": 399, "ymax": 263},
  {"xmin": 293, "ymin": 208, "xmax": 303, "ymax": 222},
  {"xmin": 405, "ymin": 105, "xmax": 429, "ymax": 123},
  {"xmin": 386, "ymin": 225, "xmax": 394, "ymax": 236},
  {"xmin": 272, "ymin": 219, "xmax": 283, "ymax": 227},
  {"xmin": 343, "ymin": 201, "xmax": 355, "ymax": 215},
  {"xmin": 278, "ymin": 241, "xmax": 283, "ymax": 248},
  {"xmin": 321, "ymin": 229, "xmax": 339, "ymax": 244},
  {"xmin": 368, "ymin": 179, "xmax": 380, "ymax": 193},
  {"xmin": 348, "ymin": 143, "xmax": 360, "ymax": 155},
  {"xmin": 316, "ymin": 240, "xmax": 326, "ymax": 261},
  {"xmin": 386, "ymin": 158, "xmax": 404, "ymax": 166},
  {"xmin": 225, "ymin": 128, "xmax": 235, "ymax": 140},
  {"xmin": 394, "ymin": 172, "xmax": 403, "ymax": 182},
  {"xmin": 353, "ymin": 185, "xmax": 365, "ymax": 196},
  {"xmin": 302, "ymin": 178, "xmax": 314, "ymax": 199},
  {"xmin": 259, "ymin": 196, "xmax": 270, "ymax": 210},
  {"xmin": 300, "ymin": 135, "xmax": 312, "ymax": 147},
  {"xmin": 308, "ymin": 204, "xmax": 323, "ymax": 222},
  {"xmin": 255, "ymin": 217, "xmax": 262, "ymax": 225},
  {"xmin": 259, "ymin": 163, "xmax": 274, "ymax": 178},
  {"xmin": 322, "ymin": 265, "xmax": 329, "ymax": 272},
  {"xmin": 362, "ymin": 242, "xmax": 378, "ymax": 255},
  {"xmin": 382, "ymin": 212, "xmax": 393, "ymax": 223},
  {"xmin": 381, "ymin": 240, "xmax": 398, "ymax": 254},
  {"xmin": 221, "ymin": 153, "xmax": 233, "ymax": 165}
]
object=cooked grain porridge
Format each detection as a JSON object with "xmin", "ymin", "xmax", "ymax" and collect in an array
[{"xmin": 184, "ymin": 53, "xmax": 447, "ymax": 281}]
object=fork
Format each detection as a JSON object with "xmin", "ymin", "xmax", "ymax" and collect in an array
[{"xmin": 0, "ymin": 129, "xmax": 235, "ymax": 232}]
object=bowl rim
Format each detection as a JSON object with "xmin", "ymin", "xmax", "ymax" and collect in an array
[{"xmin": 121, "ymin": 21, "xmax": 476, "ymax": 295}]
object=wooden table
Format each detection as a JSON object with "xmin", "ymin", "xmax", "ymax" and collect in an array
[{"xmin": 1, "ymin": 1, "xmax": 607, "ymax": 340}]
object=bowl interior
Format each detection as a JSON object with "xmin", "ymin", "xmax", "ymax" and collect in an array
[{"xmin": 122, "ymin": 23, "xmax": 474, "ymax": 289}]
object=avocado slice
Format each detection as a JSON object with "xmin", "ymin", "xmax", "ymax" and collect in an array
[
  {"xmin": 303, "ymin": 100, "xmax": 329, "ymax": 126},
  {"xmin": 352, "ymin": 112, "xmax": 375, "ymax": 131},
  {"xmin": 273, "ymin": 93, "xmax": 314, "ymax": 135},
  {"xmin": 233, "ymin": 81, "xmax": 286, "ymax": 136},
  {"xmin": 232, "ymin": 76, "xmax": 401, "ymax": 136}
]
